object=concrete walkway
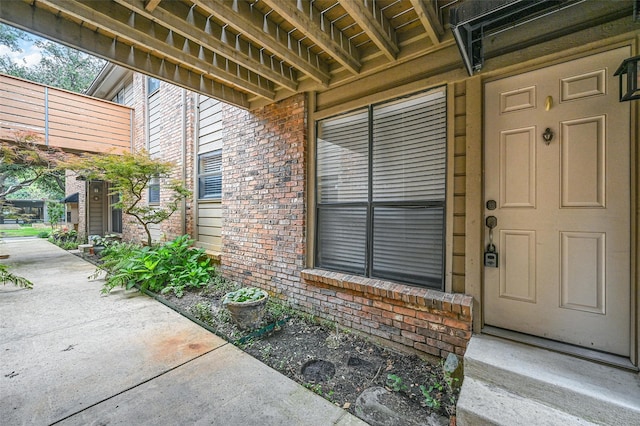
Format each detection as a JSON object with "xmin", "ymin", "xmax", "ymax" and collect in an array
[{"xmin": 0, "ymin": 239, "xmax": 366, "ymax": 425}]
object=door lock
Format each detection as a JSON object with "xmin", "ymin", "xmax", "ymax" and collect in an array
[{"xmin": 484, "ymin": 215, "xmax": 499, "ymax": 268}]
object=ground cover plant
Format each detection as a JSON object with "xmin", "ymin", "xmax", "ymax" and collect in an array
[
  {"xmin": 48, "ymin": 227, "xmax": 80, "ymax": 250},
  {"xmin": 95, "ymin": 235, "xmax": 215, "ymax": 297}
]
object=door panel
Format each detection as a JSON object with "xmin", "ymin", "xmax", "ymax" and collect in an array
[{"xmin": 484, "ymin": 47, "xmax": 631, "ymax": 356}]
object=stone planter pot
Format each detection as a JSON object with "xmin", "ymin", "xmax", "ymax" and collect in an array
[{"xmin": 223, "ymin": 289, "xmax": 268, "ymax": 330}]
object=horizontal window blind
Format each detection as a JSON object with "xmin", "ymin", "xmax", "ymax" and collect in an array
[
  {"xmin": 372, "ymin": 206, "xmax": 444, "ymax": 285},
  {"xmin": 372, "ymin": 90, "xmax": 446, "ymax": 202},
  {"xmin": 317, "ymin": 110, "xmax": 369, "ymax": 203},
  {"xmin": 148, "ymin": 177, "xmax": 160, "ymax": 205},
  {"xmin": 317, "ymin": 207, "xmax": 366, "ymax": 274},
  {"xmin": 198, "ymin": 150, "xmax": 222, "ymax": 199},
  {"xmin": 316, "ymin": 86, "xmax": 446, "ymax": 290}
]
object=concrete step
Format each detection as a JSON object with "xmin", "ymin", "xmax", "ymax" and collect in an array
[
  {"xmin": 457, "ymin": 377, "xmax": 598, "ymax": 426},
  {"xmin": 461, "ymin": 335, "xmax": 640, "ymax": 425}
]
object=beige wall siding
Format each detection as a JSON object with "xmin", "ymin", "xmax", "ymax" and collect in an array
[
  {"xmin": 195, "ymin": 95, "xmax": 223, "ymax": 253},
  {"xmin": 451, "ymin": 82, "xmax": 467, "ymax": 293},
  {"xmin": 198, "ymin": 97, "xmax": 223, "ymax": 154},
  {"xmin": 148, "ymin": 89, "xmax": 162, "ymax": 158}
]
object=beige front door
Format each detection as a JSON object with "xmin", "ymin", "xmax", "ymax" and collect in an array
[{"xmin": 483, "ymin": 47, "xmax": 631, "ymax": 356}]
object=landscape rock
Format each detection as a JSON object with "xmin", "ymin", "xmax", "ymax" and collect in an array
[{"xmin": 354, "ymin": 386, "xmax": 448, "ymax": 426}]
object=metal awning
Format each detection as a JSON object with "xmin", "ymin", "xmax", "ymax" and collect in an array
[{"xmin": 62, "ymin": 192, "xmax": 79, "ymax": 204}]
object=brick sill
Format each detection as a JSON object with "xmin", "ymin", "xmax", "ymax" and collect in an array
[{"xmin": 301, "ymin": 268, "xmax": 472, "ymax": 314}]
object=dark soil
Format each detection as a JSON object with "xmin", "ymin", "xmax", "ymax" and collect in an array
[
  {"xmin": 161, "ymin": 284, "xmax": 458, "ymax": 425},
  {"xmin": 78, "ymin": 252, "xmax": 458, "ymax": 425}
]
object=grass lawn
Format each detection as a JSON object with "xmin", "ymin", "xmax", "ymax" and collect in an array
[{"xmin": 0, "ymin": 226, "xmax": 50, "ymax": 238}]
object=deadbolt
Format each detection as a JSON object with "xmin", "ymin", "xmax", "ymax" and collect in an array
[{"xmin": 486, "ymin": 216, "xmax": 497, "ymax": 229}]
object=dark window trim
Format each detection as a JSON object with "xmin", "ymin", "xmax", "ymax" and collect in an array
[
  {"xmin": 314, "ymin": 86, "xmax": 448, "ymax": 290},
  {"xmin": 148, "ymin": 176, "xmax": 160, "ymax": 205},
  {"xmin": 198, "ymin": 149, "xmax": 222, "ymax": 200}
]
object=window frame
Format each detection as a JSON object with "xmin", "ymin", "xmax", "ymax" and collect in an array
[
  {"xmin": 147, "ymin": 77, "xmax": 160, "ymax": 96},
  {"xmin": 314, "ymin": 87, "xmax": 447, "ymax": 290},
  {"xmin": 198, "ymin": 149, "xmax": 223, "ymax": 200},
  {"xmin": 148, "ymin": 176, "xmax": 160, "ymax": 205}
]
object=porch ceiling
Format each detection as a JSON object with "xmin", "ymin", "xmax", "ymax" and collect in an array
[{"xmin": 0, "ymin": 1, "xmax": 635, "ymax": 110}]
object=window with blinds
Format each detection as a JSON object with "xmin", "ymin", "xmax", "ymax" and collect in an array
[
  {"xmin": 198, "ymin": 150, "xmax": 222, "ymax": 199},
  {"xmin": 316, "ymin": 87, "xmax": 447, "ymax": 289},
  {"xmin": 148, "ymin": 176, "xmax": 160, "ymax": 205}
]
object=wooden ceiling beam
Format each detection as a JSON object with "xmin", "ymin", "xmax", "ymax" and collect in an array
[
  {"xmin": 144, "ymin": 0, "xmax": 161, "ymax": 12},
  {"xmin": 114, "ymin": 0, "xmax": 298, "ymax": 92},
  {"xmin": 339, "ymin": 0, "xmax": 399, "ymax": 61},
  {"xmin": 409, "ymin": 0, "xmax": 444, "ymax": 45},
  {"xmin": 37, "ymin": 0, "xmax": 275, "ymax": 100},
  {"xmin": 0, "ymin": 0, "xmax": 249, "ymax": 108},
  {"xmin": 193, "ymin": 0, "xmax": 330, "ymax": 86},
  {"xmin": 261, "ymin": 0, "xmax": 361, "ymax": 75}
]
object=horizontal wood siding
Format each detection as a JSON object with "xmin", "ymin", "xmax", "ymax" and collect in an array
[
  {"xmin": 196, "ymin": 95, "xmax": 223, "ymax": 252},
  {"xmin": 148, "ymin": 90, "xmax": 161, "ymax": 157},
  {"xmin": 452, "ymin": 82, "xmax": 466, "ymax": 293},
  {"xmin": 0, "ymin": 74, "xmax": 131, "ymax": 153},
  {"xmin": 198, "ymin": 97, "xmax": 223, "ymax": 154}
]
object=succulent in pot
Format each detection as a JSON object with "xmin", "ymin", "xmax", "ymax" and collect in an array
[{"xmin": 222, "ymin": 287, "xmax": 268, "ymax": 330}]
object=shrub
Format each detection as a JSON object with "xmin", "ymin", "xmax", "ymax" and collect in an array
[
  {"xmin": 37, "ymin": 231, "xmax": 50, "ymax": 238},
  {"xmin": 48, "ymin": 227, "xmax": 79, "ymax": 249},
  {"xmin": 99, "ymin": 235, "xmax": 215, "ymax": 297},
  {"xmin": 223, "ymin": 287, "xmax": 267, "ymax": 304}
]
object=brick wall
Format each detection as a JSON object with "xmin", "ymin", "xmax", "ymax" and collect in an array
[
  {"xmin": 221, "ymin": 94, "xmax": 307, "ymax": 296},
  {"xmin": 300, "ymin": 270, "xmax": 472, "ymax": 358},
  {"xmin": 220, "ymin": 93, "xmax": 472, "ymax": 359},
  {"xmin": 64, "ymin": 170, "xmax": 86, "ymax": 238}
]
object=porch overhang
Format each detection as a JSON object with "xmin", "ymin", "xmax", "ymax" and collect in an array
[{"xmin": 1, "ymin": 1, "xmax": 634, "ymax": 111}]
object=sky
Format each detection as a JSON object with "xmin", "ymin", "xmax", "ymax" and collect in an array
[{"xmin": 0, "ymin": 30, "xmax": 45, "ymax": 68}]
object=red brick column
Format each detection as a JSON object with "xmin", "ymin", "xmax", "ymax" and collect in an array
[{"xmin": 220, "ymin": 94, "xmax": 307, "ymax": 297}]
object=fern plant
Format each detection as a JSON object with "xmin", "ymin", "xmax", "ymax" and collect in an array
[{"xmin": 0, "ymin": 264, "xmax": 33, "ymax": 289}]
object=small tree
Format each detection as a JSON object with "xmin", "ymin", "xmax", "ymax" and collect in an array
[
  {"xmin": 47, "ymin": 201, "xmax": 64, "ymax": 229},
  {"xmin": 62, "ymin": 151, "xmax": 190, "ymax": 246},
  {"xmin": 1, "ymin": 134, "xmax": 65, "ymax": 223}
]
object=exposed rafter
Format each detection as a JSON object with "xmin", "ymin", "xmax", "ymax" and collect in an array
[
  {"xmin": 0, "ymin": 0, "xmax": 249, "ymax": 108},
  {"xmin": 114, "ymin": 0, "xmax": 299, "ymax": 92},
  {"xmin": 2, "ymin": 0, "xmax": 618, "ymax": 111},
  {"xmin": 144, "ymin": 0, "xmax": 161, "ymax": 12},
  {"xmin": 340, "ymin": 0, "xmax": 399, "ymax": 61},
  {"xmin": 409, "ymin": 0, "xmax": 445, "ymax": 45},
  {"xmin": 261, "ymin": 0, "xmax": 362, "ymax": 75},
  {"xmin": 193, "ymin": 0, "xmax": 331, "ymax": 87},
  {"xmin": 37, "ymin": 0, "xmax": 276, "ymax": 100}
]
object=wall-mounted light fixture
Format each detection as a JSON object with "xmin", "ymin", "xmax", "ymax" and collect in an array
[{"xmin": 614, "ymin": 55, "xmax": 640, "ymax": 102}]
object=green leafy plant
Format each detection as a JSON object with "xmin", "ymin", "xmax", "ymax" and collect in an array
[
  {"xmin": 419, "ymin": 361, "xmax": 460, "ymax": 415},
  {"xmin": 46, "ymin": 201, "xmax": 64, "ymax": 229},
  {"xmin": 223, "ymin": 287, "xmax": 267, "ymax": 304},
  {"xmin": 48, "ymin": 227, "xmax": 79, "ymax": 249},
  {"xmin": 190, "ymin": 302, "xmax": 214, "ymax": 325},
  {"xmin": 0, "ymin": 264, "xmax": 33, "ymax": 289},
  {"xmin": 420, "ymin": 383, "xmax": 443, "ymax": 410},
  {"xmin": 37, "ymin": 230, "xmax": 50, "ymax": 238},
  {"xmin": 386, "ymin": 374, "xmax": 408, "ymax": 392},
  {"xmin": 98, "ymin": 235, "xmax": 215, "ymax": 297}
]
